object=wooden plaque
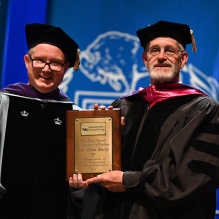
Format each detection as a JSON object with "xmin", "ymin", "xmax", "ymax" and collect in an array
[{"xmin": 66, "ymin": 109, "xmax": 121, "ymax": 180}]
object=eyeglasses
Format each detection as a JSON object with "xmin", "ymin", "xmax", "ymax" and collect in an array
[
  {"xmin": 28, "ymin": 55, "xmax": 65, "ymax": 72},
  {"xmin": 147, "ymin": 46, "xmax": 184, "ymax": 57}
]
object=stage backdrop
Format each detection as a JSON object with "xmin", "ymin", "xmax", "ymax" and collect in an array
[
  {"xmin": 47, "ymin": 0, "xmax": 219, "ymax": 109},
  {"xmin": 1, "ymin": 0, "xmax": 219, "ymax": 217}
]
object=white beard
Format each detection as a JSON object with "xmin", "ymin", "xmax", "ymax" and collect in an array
[{"xmin": 148, "ymin": 62, "xmax": 180, "ymax": 84}]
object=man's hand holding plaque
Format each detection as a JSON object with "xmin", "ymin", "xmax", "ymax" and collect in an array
[{"xmin": 69, "ymin": 170, "xmax": 125, "ymax": 193}]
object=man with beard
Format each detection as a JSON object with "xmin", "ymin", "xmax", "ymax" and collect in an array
[{"xmin": 69, "ymin": 21, "xmax": 219, "ymax": 219}]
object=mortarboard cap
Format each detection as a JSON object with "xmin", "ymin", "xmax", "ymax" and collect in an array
[
  {"xmin": 25, "ymin": 23, "xmax": 80, "ymax": 69},
  {"xmin": 136, "ymin": 20, "xmax": 197, "ymax": 52}
]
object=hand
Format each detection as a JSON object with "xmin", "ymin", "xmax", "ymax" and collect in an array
[
  {"xmin": 93, "ymin": 103, "xmax": 113, "ymax": 110},
  {"xmin": 93, "ymin": 104, "xmax": 125, "ymax": 129},
  {"xmin": 69, "ymin": 173, "xmax": 88, "ymax": 189},
  {"xmin": 84, "ymin": 170, "xmax": 125, "ymax": 192},
  {"xmin": 121, "ymin": 116, "xmax": 125, "ymax": 128}
]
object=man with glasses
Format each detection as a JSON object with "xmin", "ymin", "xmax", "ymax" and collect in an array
[
  {"xmin": 70, "ymin": 21, "xmax": 219, "ymax": 219},
  {"xmin": 0, "ymin": 23, "xmax": 81, "ymax": 218},
  {"xmin": 28, "ymin": 54, "xmax": 67, "ymax": 72}
]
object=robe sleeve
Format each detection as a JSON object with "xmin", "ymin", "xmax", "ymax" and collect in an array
[
  {"xmin": 122, "ymin": 97, "xmax": 219, "ymax": 208},
  {"xmin": 68, "ymin": 184, "xmax": 103, "ymax": 218},
  {"xmin": 0, "ymin": 94, "xmax": 10, "ymax": 199},
  {"xmin": 111, "ymin": 98, "xmax": 132, "ymax": 117}
]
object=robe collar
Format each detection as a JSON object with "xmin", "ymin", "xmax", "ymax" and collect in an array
[
  {"xmin": 2, "ymin": 83, "xmax": 68, "ymax": 100},
  {"xmin": 122, "ymin": 83, "xmax": 207, "ymax": 108}
]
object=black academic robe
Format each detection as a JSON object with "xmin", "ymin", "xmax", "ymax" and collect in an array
[
  {"xmin": 0, "ymin": 92, "xmax": 75, "ymax": 219},
  {"xmin": 70, "ymin": 94, "xmax": 219, "ymax": 219}
]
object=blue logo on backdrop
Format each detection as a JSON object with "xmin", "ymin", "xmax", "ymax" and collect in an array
[{"xmin": 60, "ymin": 31, "xmax": 219, "ymax": 108}]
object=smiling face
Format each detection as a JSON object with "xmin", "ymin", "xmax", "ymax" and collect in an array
[
  {"xmin": 24, "ymin": 43, "xmax": 70, "ymax": 93},
  {"xmin": 142, "ymin": 37, "xmax": 188, "ymax": 85}
]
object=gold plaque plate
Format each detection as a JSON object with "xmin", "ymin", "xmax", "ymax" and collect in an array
[{"xmin": 66, "ymin": 109, "xmax": 121, "ymax": 180}]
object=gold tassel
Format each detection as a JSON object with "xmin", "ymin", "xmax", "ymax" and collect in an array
[
  {"xmin": 190, "ymin": 30, "xmax": 197, "ymax": 52},
  {"xmin": 73, "ymin": 49, "xmax": 80, "ymax": 71}
]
